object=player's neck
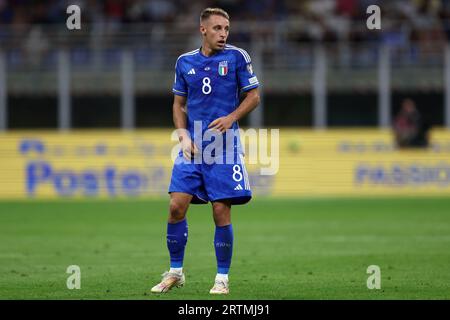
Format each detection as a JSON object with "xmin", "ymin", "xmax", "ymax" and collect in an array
[{"xmin": 201, "ymin": 44, "xmax": 220, "ymax": 57}]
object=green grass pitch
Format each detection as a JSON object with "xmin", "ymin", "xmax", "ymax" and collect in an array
[{"xmin": 0, "ymin": 197, "xmax": 449, "ymax": 300}]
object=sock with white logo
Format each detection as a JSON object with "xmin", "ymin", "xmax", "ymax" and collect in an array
[
  {"xmin": 214, "ymin": 224, "xmax": 233, "ymax": 276},
  {"xmin": 167, "ymin": 219, "xmax": 188, "ymax": 271}
]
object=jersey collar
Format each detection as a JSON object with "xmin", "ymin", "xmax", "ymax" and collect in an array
[{"xmin": 198, "ymin": 46, "xmax": 224, "ymax": 59}]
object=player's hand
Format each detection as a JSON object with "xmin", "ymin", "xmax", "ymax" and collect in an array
[
  {"xmin": 180, "ymin": 136, "xmax": 199, "ymax": 160},
  {"xmin": 208, "ymin": 115, "xmax": 235, "ymax": 133}
]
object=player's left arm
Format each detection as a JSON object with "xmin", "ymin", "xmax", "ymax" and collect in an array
[{"xmin": 208, "ymin": 88, "xmax": 260, "ymax": 133}]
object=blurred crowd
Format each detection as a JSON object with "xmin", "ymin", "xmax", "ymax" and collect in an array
[
  {"xmin": 0, "ymin": 0, "xmax": 449, "ymax": 71},
  {"xmin": 0, "ymin": 0, "xmax": 449, "ymax": 41}
]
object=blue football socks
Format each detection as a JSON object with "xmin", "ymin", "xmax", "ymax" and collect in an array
[
  {"xmin": 214, "ymin": 224, "xmax": 234, "ymax": 275},
  {"xmin": 167, "ymin": 219, "xmax": 188, "ymax": 268}
]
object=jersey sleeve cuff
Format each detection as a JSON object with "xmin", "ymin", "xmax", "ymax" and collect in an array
[
  {"xmin": 240, "ymin": 83, "xmax": 259, "ymax": 92},
  {"xmin": 173, "ymin": 88, "xmax": 187, "ymax": 96}
]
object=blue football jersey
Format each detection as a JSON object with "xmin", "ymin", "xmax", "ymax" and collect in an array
[{"xmin": 172, "ymin": 44, "xmax": 260, "ymax": 154}]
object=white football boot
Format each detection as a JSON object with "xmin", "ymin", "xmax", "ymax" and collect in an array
[
  {"xmin": 151, "ymin": 271, "xmax": 185, "ymax": 293},
  {"xmin": 209, "ymin": 278, "xmax": 229, "ymax": 295}
]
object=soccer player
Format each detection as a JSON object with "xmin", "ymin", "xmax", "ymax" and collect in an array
[{"xmin": 151, "ymin": 7, "xmax": 260, "ymax": 295}]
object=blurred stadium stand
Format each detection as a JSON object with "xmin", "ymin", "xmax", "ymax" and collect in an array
[
  {"xmin": 0, "ymin": 0, "xmax": 449, "ymax": 129},
  {"xmin": 1, "ymin": 1, "xmax": 450, "ymax": 200}
]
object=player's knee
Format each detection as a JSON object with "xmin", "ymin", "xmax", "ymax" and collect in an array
[
  {"xmin": 169, "ymin": 200, "xmax": 187, "ymax": 222},
  {"xmin": 212, "ymin": 202, "xmax": 231, "ymax": 225},
  {"xmin": 212, "ymin": 202, "xmax": 229, "ymax": 214}
]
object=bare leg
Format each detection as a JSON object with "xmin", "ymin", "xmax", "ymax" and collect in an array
[
  {"xmin": 212, "ymin": 200, "xmax": 232, "ymax": 226},
  {"xmin": 168, "ymin": 192, "xmax": 192, "ymax": 223}
]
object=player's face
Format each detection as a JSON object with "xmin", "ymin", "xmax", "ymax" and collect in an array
[{"xmin": 200, "ymin": 15, "xmax": 229, "ymax": 51}]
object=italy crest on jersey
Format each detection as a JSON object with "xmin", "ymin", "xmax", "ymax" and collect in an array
[{"xmin": 218, "ymin": 61, "xmax": 228, "ymax": 76}]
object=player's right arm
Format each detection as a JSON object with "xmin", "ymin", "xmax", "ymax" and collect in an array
[
  {"xmin": 172, "ymin": 56, "xmax": 199, "ymax": 160},
  {"xmin": 173, "ymin": 94, "xmax": 198, "ymax": 160}
]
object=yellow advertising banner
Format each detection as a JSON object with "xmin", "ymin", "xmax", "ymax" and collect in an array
[
  {"xmin": 273, "ymin": 129, "xmax": 450, "ymax": 197},
  {"xmin": 0, "ymin": 129, "xmax": 449, "ymax": 199}
]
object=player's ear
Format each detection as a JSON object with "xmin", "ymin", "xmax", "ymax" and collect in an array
[{"xmin": 200, "ymin": 25, "xmax": 206, "ymax": 36}]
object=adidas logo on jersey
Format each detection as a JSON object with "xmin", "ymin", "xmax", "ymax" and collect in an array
[
  {"xmin": 234, "ymin": 184, "xmax": 243, "ymax": 191},
  {"xmin": 187, "ymin": 68, "xmax": 196, "ymax": 75}
]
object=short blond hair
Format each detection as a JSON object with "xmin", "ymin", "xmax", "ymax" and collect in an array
[{"xmin": 200, "ymin": 8, "xmax": 230, "ymax": 22}]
